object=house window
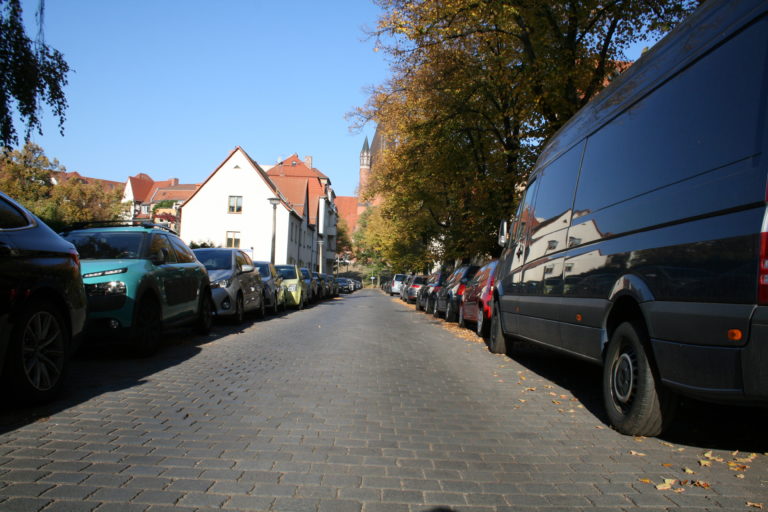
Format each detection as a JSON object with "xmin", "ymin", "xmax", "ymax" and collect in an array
[
  {"xmin": 226, "ymin": 231, "xmax": 240, "ymax": 248},
  {"xmin": 228, "ymin": 196, "xmax": 242, "ymax": 213}
]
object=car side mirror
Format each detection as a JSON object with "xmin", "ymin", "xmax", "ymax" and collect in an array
[
  {"xmin": 498, "ymin": 218, "xmax": 510, "ymax": 247},
  {"xmin": 240, "ymin": 264, "xmax": 254, "ymax": 274}
]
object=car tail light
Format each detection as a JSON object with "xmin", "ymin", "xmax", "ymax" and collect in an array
[
  {"xmin": 760, "ymin": 230, "xmax": 768, "ymax": 305},
  {"xmin": 457, "ymin": 283, "xmax": 466, "ymax": 296},
  {"xmin": 68, "ymin": 248, "xmax": 81, "ymax": 270}
]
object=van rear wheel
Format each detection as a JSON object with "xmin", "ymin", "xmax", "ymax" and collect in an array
[{"xmin": 602, "ymin": 321, "xmax": 676, "ymax": 436}]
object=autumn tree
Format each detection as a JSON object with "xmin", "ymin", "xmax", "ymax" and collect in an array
[
  {"xmin": 352, "ymin": 0, "xmax": 698, "ymax": 264},
  {"xmin": 1, "ymin": 0, "xmax": 70, "ymax": 148},
  {"xmin": 0, "ymin": 142, "xmax": 125, "ymax": 229}
]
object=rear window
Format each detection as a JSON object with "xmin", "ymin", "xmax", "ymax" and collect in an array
[
  {"xmin": 255, "ymin": 263, "xmax": 271, "ymax": 277},
  {"xmin": 412, "ymin": 276, "xmax": 427, "ymax": 285},
  {"xmin": 64, "ymin": 232, "xmax": 144, "ymax": 259},
  {"xmin": 394, "ymin": 274, "xmax": 406, "ymax": 282}
]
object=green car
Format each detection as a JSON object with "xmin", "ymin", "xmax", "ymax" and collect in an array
[
  {"xmin": 61, "ymin": 222, "xmax": 213, "ymax": 355},
  {"xmin": 275, "ymin": 264, "xmax": 308, "ymax": 309}
]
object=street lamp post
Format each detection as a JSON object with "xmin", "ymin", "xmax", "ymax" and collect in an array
[{"xmin": 267, "ymin": 197, "xmax": 280, "ymax": 264}]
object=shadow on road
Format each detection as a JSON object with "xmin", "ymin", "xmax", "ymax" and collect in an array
[
  {"xmin": 505, "ymin": 341, "xmax": 768, "ymax": 452},
  {"xmin": 0, "ymin": 321, "xmax": 235, "ymax": 435}
]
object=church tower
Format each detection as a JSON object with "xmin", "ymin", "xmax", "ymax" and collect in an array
[{"xmin": 359, "ymin": 136, "xmax": 371, "ymax": 196}]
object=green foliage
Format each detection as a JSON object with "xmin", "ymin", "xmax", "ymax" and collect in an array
[
  {"xmin": 152, "ymin": 200, "xmax": 176, "ymax": 212},
  {"xmin": 0, "ymin": 0, "xmax": 70, "ymax": 147},
  {"xmin": 189, "ymin": 240, "xmax": 219, "ymax": 249},
  {"xmin": 351, "ymin": 0, "xmax": 699, "ymax": 265},
  {"xmin": 0, "ymin": 142, "xmax": 126, "ymax": 230}
]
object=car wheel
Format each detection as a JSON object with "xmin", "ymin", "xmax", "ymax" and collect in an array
[
  {"xmin": 134, "ymin": 296, "xmax": 163, "ymax": 357},
  {"xmin": 256, "ymin": 294, "xmax": 266, "ymax": 319},
  {"xmin": 458, "ymin": 302, "xmax": 466, "ymax": 328},
  {"xmin": 272, "ymin": 293, "xmax": 279, "ymax": 315},
  {"xmin": 432, "ymin": 298, "xmax": 441, "ymax": 318},
  {"xmin": 297, "ymin": 292, "xmax": 304, "ymax": 310},
  {"xmin": 195, "ymin": 290, "xmax": 213, "ymax": 335},
  {"xmin": 233, "ymin": 294, "xmax": 244, "ymax": 324},
  {"xmin": 477, "ymin": 302, "xmax": 490, "ymax": 339},
  {"xmin": 602, "ymin": 321, "xmax": 677, "ymax": 436},
  {"xmin": 4, "ymin": 300, "xmax": 68, "ymax": 402},
  {"xmin": 416, "ymin": 298, "xmax": 423, "ymax": 311},
  {"xmin": 488, "ymin": 300, "xmax": 507, "ymax": 354}
]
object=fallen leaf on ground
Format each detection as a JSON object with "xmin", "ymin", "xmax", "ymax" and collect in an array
[
  {"xmin": 629, "ymin": 450, "xmax": 646, "ymax": 457},
  {"xmin": 699, "ymin": 460, "xmax": 712, "ymax": 467},
  {"xmin": 638, "ymin": 478, "xmax": 653, "ymax": 484},
  {"xmin": 683, "ymin": 467, "xmax": 696, "ymax": 474},
  {"xmin": 747, "ymin": 502, "xmax": 763, "ymax": 509}
]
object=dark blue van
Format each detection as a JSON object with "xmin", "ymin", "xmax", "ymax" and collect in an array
[{"xmin": 491, "ymin": 0, "xmax": 768, "ymax": 436}]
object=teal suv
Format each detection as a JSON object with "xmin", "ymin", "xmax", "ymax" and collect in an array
[{"xmin": 62, "ymin": 222, "xmax": 213, "ymax": 355}]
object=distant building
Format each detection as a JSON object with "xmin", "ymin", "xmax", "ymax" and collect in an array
[{"xmin": 121, "ymin": 173, "xmax": 198, "ymax": 230}]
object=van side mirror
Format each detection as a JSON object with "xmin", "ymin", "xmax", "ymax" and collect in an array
[
  {"xmin": 498, "ymin": 219, "xmax": 510, "ymax": 247},
  {"xmin": 240, "ymin": 264, "xmax": 254, "ymax": 274}
]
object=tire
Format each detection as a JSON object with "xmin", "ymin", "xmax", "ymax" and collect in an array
[
  {"xmin": 431, "ymin": 297, "xmax": 439, "ymax": 317},
  {"xmin": 602, "ymin": 321, "xmax": 677, "ymax": 436},
  {"xmin": 256, "ymin": 294, "xmax": 266, "ymax": 319},
  {"xmin": 195, "ymin": 290, "xmax": 213, "ymax": 335},
  {"xmin": 134, "ymin": 296, "xmax": 163, "ymax": 357},
  {"xmin": 477, "ymin": 301, "xmax": 490, "ymax": 339},
  {"xmin": 416, "ymin": 297, "xmax": 423, "ymax": 311},
  {"xmin": 233, "ymin": 294, "xmax": 244, "ymax": 324},
  {"xmin": 458, "ymin": 302, "xmax": 466, "ymax": 328},
  {"xmin": 271, "ymin": 293, "xmax": 279, "ymax": 315},
  {"xmin": 488, "ymin": 300, "xmax": 507, "ymax": 354},
  {"xmin": 296, "ymin": 292, "xmax": 304, "ymax": 310},
  {"xmin": 3, "ymin": 300, "xmax": 68, "ymax": 403},
  {"xmin": 445, "ymin": 298, "xmax": 455, "ymax": 323}
]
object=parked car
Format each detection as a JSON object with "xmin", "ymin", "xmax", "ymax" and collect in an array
[
  {"xmin": 459, "ymin": 260, "xmax": 497, "ymax": 338},
  {"xmin": 399, "ymin": 275, "xmax": 414, "ymax": 301},
  {"xmin": 416, "ymin": 269, "xmax": 451, "ymax": 313},
  {"xmin": 434, "ymin": 265, "xmax": 480, "ymax": 321},
  {"xmin": 0, "ymin": 191, "xmax": 87, "ymax": 403},
  {"xmin": 193, "ymin": 248, "xmax": 265, "ymax": 323},
  {"xmin": 389, "ymin": 274, "xmax": 407, "ymax": 296},
  {"xmin": 336, "ymin": 277, "xmax": 354, "ymax": 294},
  {"xmin": 62, "ymin": 222, "xmax": 212, "ymax": 356},
  {"xmin": 300, "ymin": 267, "xmax": 319, "ymax": 303},
  {"xmin": 491, "ymin": 0, "xmax": 768, "ymax": 436},
  {"xmin": 253, "ymin": 261, "xmax": 285, "ymax": 314},
  {"xmin": 404, "ymin": 275, "xmax": 427, "ymax": 304},
  {"xmin": 275, "ymin": 264, "xmax": 308, "ymax": 309}
]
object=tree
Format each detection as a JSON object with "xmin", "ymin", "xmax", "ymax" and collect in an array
[
  {"xmin": 335, "ymin": 216, "xmax": 353, "ymax": 255},
  {"xmin": 351, "ymin": 0, "xmax": 698, "ymax": 264},
  {"xmin": 0, "ymin": 142, "xmax": 125, "ymax": 229},
  {"xmin": 0, "ymin": 0, "xmax": 70, "ymax": 148}
]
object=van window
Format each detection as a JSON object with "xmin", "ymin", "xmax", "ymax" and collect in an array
[
  {"xmin": 574, "ymin": 15, "xmax": 768, "ymax": 216},
  {"xmin": 513, "ymin": 178, "xmax": 539, "ymax": 242},
  {"xmin": 530, "ymin": 141, "xmax": 584, "ymax": 237}
]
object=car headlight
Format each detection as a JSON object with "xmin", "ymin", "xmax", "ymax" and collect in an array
[
  {"xmin": 83, "ymin": 267, "xmax": 128, "ymax": 279},
  {"xmin": 85, "ymin": 281, "xmax": 127, "ymax": 296},
  {"xmin": 211, "ymin": 278, "xmax": 232, "ymax": 289}
]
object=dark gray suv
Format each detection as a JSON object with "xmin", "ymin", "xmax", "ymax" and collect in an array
[{"xmin": 0, "ymin": 191, "xmax": 87, "ymax": 403}]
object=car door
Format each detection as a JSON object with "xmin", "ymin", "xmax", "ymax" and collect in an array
[
  {"xmin": 236, "ymin": 251, "xmax": 259, "ymax": 310},
  {"xmin": 168, "ymin": 235, "xmax": 206, "ymax": 317},
  {"xmin": 148, "ymin": 233, "xmax": 186, "ymax": 320}
]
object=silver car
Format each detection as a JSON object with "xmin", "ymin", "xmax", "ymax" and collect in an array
[
  {"xmin": 389, "ymin": 274, "xmax": 407, "ymax": 296},
  {"xmin": 194, "ymin": 248, "xmax": 265, "ymax": 323}
]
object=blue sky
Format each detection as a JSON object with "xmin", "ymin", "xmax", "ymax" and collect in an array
[
  {"xmin": 21, "ymin": 1, "xmax": 390, "ymax": 197},
  {"xmin": 20, "ymin": 2, "xmax": 655, "ymax": 198}
]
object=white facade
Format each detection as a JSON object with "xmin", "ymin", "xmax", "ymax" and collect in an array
[{"xmin": 179, "ymin": 148, "xmax": 302, "ymax": 264}]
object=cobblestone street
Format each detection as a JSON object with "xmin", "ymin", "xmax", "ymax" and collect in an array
[{"xmin": 1, "ymin": 289, "xmax": 766, "ymax": 511}]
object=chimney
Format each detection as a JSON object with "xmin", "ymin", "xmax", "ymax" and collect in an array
[
  {"xmin": 170, "ymin": 178, "xmax": 179, "ymax": 186},
  {"xmin": 304, "ymin": 156, "xmax": 313, "ymax": 169}
]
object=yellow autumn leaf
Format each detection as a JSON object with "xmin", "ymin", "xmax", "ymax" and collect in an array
[
  {"xmin": 699, "ymin": 460, "xmax": 712, "ymax": 467},
  {"xmin": 629, "ymin": 450, "xmax": 646, "ymax": 457},
  {"xmin": 638, "ymin": 478, "xmax": 653, "ymax": 484},
  {"xmin": 747, "ymin": 502, "xmax": 764, "ymax": 509},
  {"xmin": 683, "ymin": 467, "xmax": 696, "ymax": 474}
]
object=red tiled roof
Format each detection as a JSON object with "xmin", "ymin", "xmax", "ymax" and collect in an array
[
  {"xmin": 266, "ymin": 154, "xmax": 329, "ymax": 180},
  {"xmin": 152, "ymin": 185, "xmax": 199, "ymax": 203},
  {"xmin": 52, "ymin": 171, "xmax": 124, "ymax": 193},
  {"xmin": 270, "ymin": 177, "xmax": 308, "ymax": 217}
]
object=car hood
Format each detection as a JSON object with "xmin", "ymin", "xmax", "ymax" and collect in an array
[
  {"xmin": 208, "ymin": 269, "xmax": 234, "ymax": 282},
  {"xmin": 80, "ymin": 259, "xmax": 150, "ymax": 279}
]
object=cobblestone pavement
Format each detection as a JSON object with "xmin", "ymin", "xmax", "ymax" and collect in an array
[{"xmin": 0, "ymin": 289, "xmax": 766, "ymax": 512}]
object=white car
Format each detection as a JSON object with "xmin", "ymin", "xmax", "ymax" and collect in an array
[{"xmin": 389, "ymin": 274, "xmax": 407, "ymax": 296}]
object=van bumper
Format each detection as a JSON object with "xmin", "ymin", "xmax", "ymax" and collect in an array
[{"xmin": 652, "ymin": 327, "xmax": 768, "ymax": 405}]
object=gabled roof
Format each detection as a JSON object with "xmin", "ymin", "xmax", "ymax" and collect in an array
[
  {"xmin": 180, "ymin": 147, "xmax": 296, "ymax": 217},
  {"xmin": 270, "ymin": 176, "xmax": 308, "ymax": 218},
  {"xmin": 52, "ymin": 171, "xmax": 124, "ymax": 193},
  {"xmin": 151, "ymin": 184, "xmax": 199, "ymax": 203},
  {"xmin": 267, "ymin": 154, "xmax": 329, "ymax": 181}
]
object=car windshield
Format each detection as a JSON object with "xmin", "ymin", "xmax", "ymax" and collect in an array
[
  {"xmin": 301, "ymin": 269, "xmax": 310, "ymax": 279},
  {"xmin": 64, "ymin": 232, "xmax": 144, "ymax": 259},
  {"xmin": 194, "ymin": 250, "xmax": 232, "ymax": 270},
  {"xmin": 276, "ymin": 266, "xmax": 297, "ymax": 279},
  {"xmin": 255, "ymin": 263, "xmax": 271, "ymax": 277},
  {"xmin": 412, "ymin": 276, "xmax": 427, "ymax": 285}
]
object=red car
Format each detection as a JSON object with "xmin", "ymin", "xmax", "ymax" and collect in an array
[{"xmin": 458, "ymin": 260, "xmax": 497, "ymax": 338}]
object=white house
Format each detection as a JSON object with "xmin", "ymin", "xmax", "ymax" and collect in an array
[{"xmin": 179, "ymin": 147, "xmax": 306, "ymax": 265}]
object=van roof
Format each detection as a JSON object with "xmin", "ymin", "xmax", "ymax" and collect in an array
[{"xmin": 536, "ymin": 0, "xmax": 767, "ymax": 170}]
